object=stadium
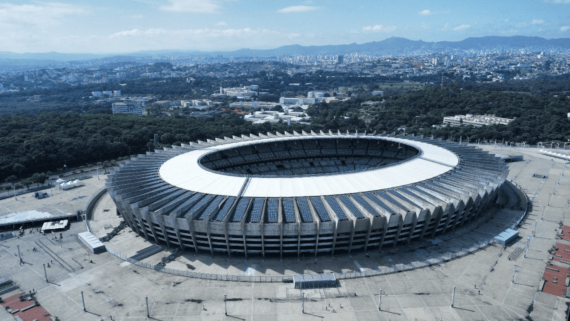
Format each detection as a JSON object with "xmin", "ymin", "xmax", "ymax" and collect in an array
[{"xmin": 107, "ymin": 131, "xmax": 508, "ymax": 258}]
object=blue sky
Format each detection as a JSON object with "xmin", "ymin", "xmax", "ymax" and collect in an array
[{"xmin": 1, "ymin": 0, "xmax": 569, "ymax": 53}]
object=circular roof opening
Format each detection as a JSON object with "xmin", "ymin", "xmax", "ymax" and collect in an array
[{"xmin": 199, "ymin": 137, "xmax": 419, "ymax": 178}]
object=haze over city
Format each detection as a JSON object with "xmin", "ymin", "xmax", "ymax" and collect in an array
[{"xmin": 2, "ymin": 0, "xmax": 570, "ymax": 53}]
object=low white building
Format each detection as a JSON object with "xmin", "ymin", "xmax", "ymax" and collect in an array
[
  {"xmin": 217, "ymin": 85, "xmax": 258, "ymax": 98},
  {"xmin": 112, "ymin": 102, "xmax": 143, "ymax": 116},
  {"xmin": 244, "ymin": 109, "xmax": 310, "ymax": 125},
  {"xmin": 229, "ymin": 101, "xmax": 278, "ymax": 110},
  {"xmin": 182, "ymin": 99, "xmax": 214, "ymax": 109},
  {"xmin": 442, "ymin": 114, "xmax": 514, "ymax": 127},
  {"xmin": 307, "ymin": 91, "xmax": 325, "ymax": 98}
]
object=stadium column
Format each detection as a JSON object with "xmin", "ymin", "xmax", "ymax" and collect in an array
[
  {"xmin": 418, "ymin": 209, "xmax": 435, "ymax": 239},
  {"xmin": 156, "ymin": 212, "xmax": 171, "ymax": 249},
  {"xmin": 115, "ymin": 195, "xmax": 140, "ymax": 235},
  {"xmin": 347, "ymin": 218, "xmax": 356, "ymax": 255},
  {"xmin": 391, "ymin": 214, "xmax": 404, "ymax": 247},
  {"xmin": 224, "ymin": 216, "xmax": 231, "ymax": 258},
  {"xmin": 378, "ymin": 215, "xmax": 388, "ymax": 249},
  {"xmin": 185, "ymin": 215, "xmax": 200, "ymax": 254},
  {"xmin": 454, "ymin": 197, "xmax": 473, "ymax": 229},
  {"xmin": 114, "ymin": 195, "xmax": 136, "ymax": 233},
  {"xmin": 294, "ymin": 199, "xmax": 302, "ymax": 259},
  {"xmin": 405, "ymin": 211, "xmax": 419, "ymax": 244},
  {"xmin": 431, "ymin": 204, "xmax": 451, "ymax": 238},
  {"xmin": 443, "ymin": 201, "xmax": 464, "ymax": 234},
  {"xmin": 206, "ymin": 218, "xmax": 215, "ymax": 257},
  {"xmin": 241, "ymin": 220, "xmax": 248, "ymax": 259},
  {"xmin": 132, "ymin": 204, "xmax": 151, "ymax": 241},
  {"xmin": 296, "ymin": 220, "xmax": 301, "ymax": 259},
  {"xmin": 314, "ymin": 217, "xmax": 321, "ymax": 259},
  {"xmin": 279, "ymin": 199, "xmax": 284, "ymax": 260},
  {"xmin": 363, "ymin": 216, "xmax": 373, "ymax": 253},
  {"xmin": 261, "ymin": 219, "xmax": 265, "ymax": 259},
  {"xmin": 463, "ymin": 194, "xmax": 483, "ymax": 224},
  {"xmin": 171, "ymin": 213, "xmax": 186, "ymax": 250},
  {"xmin": 143, "ymin": 210, "xmax": 161, "ymax": 244}
]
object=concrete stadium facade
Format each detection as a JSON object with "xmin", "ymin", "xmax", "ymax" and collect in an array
[{"xmin": 107, "ymin": 131, "xmax": 508, "ymax": 258}]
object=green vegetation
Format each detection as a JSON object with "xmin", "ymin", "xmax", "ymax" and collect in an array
[
  {"xmin": 0, "ymin": 112, "xmax": 307, "ymax": 181},
  {"xmin": 309, "ymin": 86, "xmax": 570, "ymax": 144},
  {"xmin": 1, "ymin": 85, "xmax": 568, "ymax": 182}
]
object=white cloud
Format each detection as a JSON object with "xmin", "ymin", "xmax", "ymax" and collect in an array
[
  {"xmin": 110, "ymin": 27, "xmax": 280, "ymax": 39},
  {"xmin": 277, "ymin": 6, "xmax": 320, "ymax": 13},
  {"xmin": 0, "ymin": 2, "xmax": 87, "ymax": 27},
  {"xmin": 418, "ymin": 9, "xmax": 431, "ymax": 15},
  {"xmin": 531, "ymin": 19, "xmax": 544, "ymax": 24},
  {"xmin": 101, "ymin": 27, "xmax": 330, "ymax": 52},
  {"xmin": 452, "ymin": 24, "xmax": 471, "ymax": 31},
  {"xmin": 362, "ymin": 25, "xmax": 397, "ymax": 33},
  {"xmin": 160, "ymin": 0, "xmax": 220, "ymax": 13},
  {"xmin": 216, "ymin": 21, "xmax": 227, "ymax": 26},
  {"xmin": 561, "ymin": 26, "xmax": 570, "ymax": 31}
]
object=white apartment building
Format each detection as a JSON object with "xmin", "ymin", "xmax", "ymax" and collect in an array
[
  {"xmin": 443, "ymin": 114, "xmax": 514, "ymax": 127},
  {"xmin": 244, "ymin": 109, "xmax": 310, "ymax": 125},
  {"xmin": 181, "ymin": 100, "xmax": 213, "ymax": 110},
  {"xmin": 112, "ymin": 102, "xmax": 143, "ymax": 116},
  {"xmin": 218, "ymin": 85, "xmax": 258, "ymax": 98},
  {"xmin": 307, "ymin": 91, "xmax": 325, "ymax": 98}
]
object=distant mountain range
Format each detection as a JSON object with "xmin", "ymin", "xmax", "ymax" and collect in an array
[{"xmin": 1, "ymin": 36, "xmax": 570, "ymax": 63}]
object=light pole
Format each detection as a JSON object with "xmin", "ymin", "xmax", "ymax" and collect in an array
[
  {"xmin": 17, "ymin": 245, "xmax": 22, "ymax": 265},
  {"xmin": 451, "ymin": 286, "xmax": 456, "ymax": 308},
  {"xmin": 146, "ymin": 297, "xmax": 150, "ymax": 318},
  {"xmin": 512, "ymin": 265, "xmax": 518, "ymax": 284}
]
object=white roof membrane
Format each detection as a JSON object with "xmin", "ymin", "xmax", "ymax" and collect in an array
[{"xmin": 158, "ymin": 136, "xmax": 459, "ymax": 198}]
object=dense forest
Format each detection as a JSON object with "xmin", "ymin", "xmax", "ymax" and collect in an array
[{"xmin": 1, "ymin": 86, "xmax": 569, "ymax": 182}]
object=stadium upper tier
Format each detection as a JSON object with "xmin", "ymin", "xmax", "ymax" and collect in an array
[{"xmin": 107, "ymin": 130, "xmax": 508, "ymax": 257}]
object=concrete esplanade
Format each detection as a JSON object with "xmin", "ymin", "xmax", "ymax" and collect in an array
[{"xmin": 107, "ymin": 130, "xmax": 508, "ymax": 258}]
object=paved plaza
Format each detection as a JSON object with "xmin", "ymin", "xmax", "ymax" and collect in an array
[
  {"xmin": 0, "ymin": 173, "xmax": 108, "ymax": 226},
  {"xmin": 1, "ymin": 145, "xmax": 569, "ymax": 321}
]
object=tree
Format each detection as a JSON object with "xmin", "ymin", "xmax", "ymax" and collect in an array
[
  {"xmin": 161, "ymin": 133, "xmax": 175, "ymax": 144},
  {"xmin": 31, "ymin": 173, "xmax": 48, "ymax": 187},
  {"xmin": 271, "ymin": 105, "xmax": 284, "ymax": 112},
  {"xmin": 5, "ymin": 175, "xmax": 18, "ymax": 187},
  {"xmin": 21, "ymin": 178, "xmax": 32, "ymax": 190},
  {"xmin": 13, "ymin": 163, "xmax": 25, "ymax": 179}
]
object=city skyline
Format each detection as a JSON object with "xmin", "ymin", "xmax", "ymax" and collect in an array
[{"xmin": 1, "ymin": 0, "xmax": 570, "ymax": 54}]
